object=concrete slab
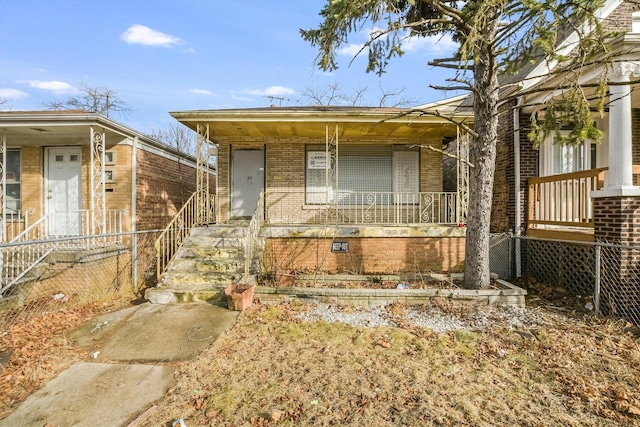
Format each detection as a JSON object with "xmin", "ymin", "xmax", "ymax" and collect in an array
[
  {"xmin": 0, "ymin": 302, "xmax": 239, "ymax": 426},
  {"xmin": 69, "ymin": 302, "xmax": 239, "ymax": 363},
  {"xmin": 0, "ymin": 362, "xmax": 172, "ymax": 427}
]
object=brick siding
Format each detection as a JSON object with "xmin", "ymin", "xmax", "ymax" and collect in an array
[
  {"xmin": 492, "ymin": 102, "xmax": 539, "ymax": 233},
  {"xmin": 265, "ymin": 236, "xmax": 466, "ymax": 275},
  {"xmin": 135, "ymin": 148, "xmax": 203, "ymax": 230}
]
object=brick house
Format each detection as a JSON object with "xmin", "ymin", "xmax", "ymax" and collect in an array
[
  {"xmin": 0, "ymin": 110, "xmax": 214, "ymax": 241},
  {"xmin": 170, "ymin": 102, "xmax": 473, "ymax": 276},
  {"xmin": 491, "ymin": 0, "xmax": 640, "ymax": 245}
]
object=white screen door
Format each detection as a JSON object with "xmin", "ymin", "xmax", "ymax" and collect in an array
[{"xmin": 46, "ymin": 147, "xmax": 82, "ymax": 236}]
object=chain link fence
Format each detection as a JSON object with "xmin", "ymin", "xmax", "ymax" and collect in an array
[
  {"xmin": 0, "ymin": 230, "xmax": 160, "ymax": 333},
  {"xmin": 517, "ymin": 236, "xmax": 640, "ymax": 326}
]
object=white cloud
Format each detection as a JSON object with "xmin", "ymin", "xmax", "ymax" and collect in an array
[
  {"xmin": 33, "ymin": 67, "xmax": 48, "ymax": 73},
  {"xmin": 243, "ymin": 86, "xmax": 295, "ymax": 97},
  {"xmin": 183, "ymin": 47, "xmax": 196, "ymax": 54},
  {"xmin": 338, "ymin": 43, "xmax": 367, "ymax": 57},
  {"xmin": 0, "ymin": 88, "xmax": 29, "ymax": 99},
  {"xmin": 403, "ymin": 34, "xmax": 458, "ymax": 56},
  {"xmin": 121, "ymin": 24, "xmax": 182, "ymax": 47},
  {"xmin": 21, "ymin": 80, "xmax": 78, "ymax": 93},
  {"xmin": 189, "ymin": 89, "xmax": 213, "ymax": 95}
]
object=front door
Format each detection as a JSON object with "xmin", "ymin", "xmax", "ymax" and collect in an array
[
  {"xmin": 45, "ymin": 147, "xmax": 82, "ymax": 236},
  {"xmin": 231, "ymin": 149, "xmax": 264, "ymax": 218}
]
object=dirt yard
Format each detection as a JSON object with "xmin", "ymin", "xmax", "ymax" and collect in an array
[{"xmin": 1, "ymin": 285, "xmax": 640, "ymax": 426}]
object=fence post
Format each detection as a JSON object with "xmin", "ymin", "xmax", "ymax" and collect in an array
[
  {"xmin": 594, "ymin": 244, "xmax": 601, "ymax": 317},
  {"xmin": 515, "ymin": 235, "xmax": 522, "ymax": 279}
]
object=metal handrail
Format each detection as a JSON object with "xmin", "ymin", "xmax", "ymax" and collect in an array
[
  {"xmin": 10, "ymin": 211, "xmax": 53, "ymax": 243},
  {"xmin": 244, "ymin": 192, "xmax": 265, "ymax": 276},
  {"xmin": 155, "ymin": 192, "xmax": 217, "ymax": 280}
]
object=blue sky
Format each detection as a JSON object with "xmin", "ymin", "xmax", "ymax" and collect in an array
[{"xmin": 0, "ymin": 0, "xmax": 459, "ymax": 134}]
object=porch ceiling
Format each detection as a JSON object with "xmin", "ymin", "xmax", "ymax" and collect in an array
[{"xmin": 170, "ymin": 107, "xmax": 472, "ymax": 140}]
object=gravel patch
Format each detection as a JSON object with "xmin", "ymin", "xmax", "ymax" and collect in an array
[{"xmin": 293, "ymin": 304, "xmax": 546, "ymax": 332}]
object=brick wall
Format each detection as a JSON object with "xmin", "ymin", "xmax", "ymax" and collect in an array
[
  {"xmin": 594, "ymin": 196, "xmax": 640, "ymax": 244},
  {"xmin": 135, "ymin": 148, "xmax": 202, "ymax": 230},
  {"xmin": 603, "ymin": 0, "xmax": 639, "ymax": 31},
  {"xmin": 265, "ymin": 236, "xmax": 466, "ymax": 275},
  {"xmin": 492, "ymin": 102, "xmax": 539, "ymax": 234},
  {"xmin": 20, "ymin": 146, "xmax": 43, "ymax": 219}
]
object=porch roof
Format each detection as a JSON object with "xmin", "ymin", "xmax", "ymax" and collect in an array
[
  {"xmin": 170, "ymin": 105, "xmax": 473, "ymax": 140},
  {"xmin": 0, "ymin": 110, "xmax": 189, "ymax": 158}
]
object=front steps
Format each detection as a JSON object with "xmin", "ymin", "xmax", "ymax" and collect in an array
[{"xmin": 145, "ymin": 225, "xmax": 248, "ymax": 304}]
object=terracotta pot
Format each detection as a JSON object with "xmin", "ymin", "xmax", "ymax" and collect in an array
[{"xmin": 224, "ymin": 284, "xmax": 256, "ymax": 311}]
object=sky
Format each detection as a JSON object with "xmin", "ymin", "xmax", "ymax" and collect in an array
[{"xmin": 0, "ymin": 0, "xmax": 459, "ymax": 134}]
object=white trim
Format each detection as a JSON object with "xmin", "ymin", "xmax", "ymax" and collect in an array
[{"xmin": 591, "ymin": 187, "xmax": 640, "ymax": 198}]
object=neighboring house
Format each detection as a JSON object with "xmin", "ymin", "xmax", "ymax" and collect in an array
[
  {"xmin": 492, "ymin": 0, "xmax": 640, "ymax": 244},
  {"xmin": 0, "ymin": 110, "xmax": 214, "ymax": 241},
  {"xmin": 170, "ymin": 102, "xmax": 473, "ymax": 276}
]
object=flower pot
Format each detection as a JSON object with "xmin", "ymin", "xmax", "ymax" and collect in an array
[{"xmin": 224, "ymin": 284, "xmax": 256, "ymax": 311}]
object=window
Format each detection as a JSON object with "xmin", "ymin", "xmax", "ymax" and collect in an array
[
  {"xmin": 105, "ymin": 150, "xmax": 115, "ymax": 165},
  {"xmin": 305, "ymin": 145, "xmax": 418, "ymax": 204},
  {"xmin": 5, "ymin": 149, "xmax": 21, "ymax": 216},
  {"xmin": 540, "ymin": 135, "xmax": 596, "ymax": 176}
]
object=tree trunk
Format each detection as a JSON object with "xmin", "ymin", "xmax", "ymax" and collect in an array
[{"xmin": 463, "ymin": 18, "xmax": 499, "ymax": 290}]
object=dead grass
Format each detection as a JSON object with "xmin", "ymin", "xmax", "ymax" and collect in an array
[
  {"xmin": 0, "ymin": 295, "xmax": 131, "ymax": 418},
  {"xmin": 138, "ymin": 302, "xmax": 640, "ymax": 427},
  {"xmin": 2, "ymin": 288, "xmax": 640, "ymax": 426}
]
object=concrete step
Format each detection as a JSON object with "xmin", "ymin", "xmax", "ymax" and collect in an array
[
  {"xmin": 180, "ymin": 246, "xmax": 244, "ymax": 259},
  {"xmin": 183, "ymin": 235, "xmax": 243, "ymax": 249},
  {"xmin": 166, "ymin": 258, "xmax": 244, "ymax": 274},
  {"xmin": 161, "ymin": 271, "xmax": 242, "ymax": 287},
  {"xmin": 189, "ymin": 226, "xmax": 247, "ymax": 238},
  {"xmin": 148, "ymin": 224, "xmax": 250, "ymax": 304},
  {"xmin": 145, "ymin": 284, "xmax": 229, "ymax": 305}
]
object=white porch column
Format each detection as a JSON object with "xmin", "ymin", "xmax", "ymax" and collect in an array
[{"xmin": 606, "ymin": 62, "xmax": 638, "ymax": 189}]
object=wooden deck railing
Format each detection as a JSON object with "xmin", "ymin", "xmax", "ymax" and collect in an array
[
  {"xmin": 528, "ymin": 168, "xmax": 606, "ymax": 229},
  {"xmin": 528, "ymin": 166, "xmax": 640, "ymax": 229}
]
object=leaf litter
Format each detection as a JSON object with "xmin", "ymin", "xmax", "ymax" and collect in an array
[
  {"xmin": 1, "ymin": 289, "xmax": 639, "ymax": 426},
  {"xmin": 137, "ymin": 297, "xmax": 640, "ymax": 427}
]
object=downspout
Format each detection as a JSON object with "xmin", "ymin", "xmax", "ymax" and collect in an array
[
  {"xmin": 513, "ymin": 98, "xmax": 522, "ymax": 278},
  {"xmin": 131, "ymin": 135, "xmax": 138, "ymax": 293}
]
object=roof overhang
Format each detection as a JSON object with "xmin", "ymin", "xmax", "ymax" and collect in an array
[
  {"xmin": 170, "ymin": 107, "xmax": 474, "ymax": 140},
  {"xmin": 0, "ymin": 111, "xmax": 188, "ymax": 159}
]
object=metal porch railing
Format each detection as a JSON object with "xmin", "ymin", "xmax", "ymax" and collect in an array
[
  {"xmin": 155, "ymin": 192, "xmax": 216, "ymax": 280},
  {"xmin": 244, "ymin": 192, "xmax": 265, "ymax": 276},
  {"xmin": 0, "ymin": 209, "xmax": 126, "ymax": 296},
  {"xmin": 264, "ymin": 190, "xmax": 462, "ymax": 225}
]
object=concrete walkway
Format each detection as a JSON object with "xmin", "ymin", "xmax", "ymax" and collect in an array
[{"xmin": 0, "ymin": 302, "xmax": 238, "ymax": 427}]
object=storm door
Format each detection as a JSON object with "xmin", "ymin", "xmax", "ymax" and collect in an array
[
  {"xmin": 231, "ymin": 149, "xmax": 264, "ymax": 218},
  {"xmin": 45, "ymin": 147, "xmax": 82, "ymax": 236}
]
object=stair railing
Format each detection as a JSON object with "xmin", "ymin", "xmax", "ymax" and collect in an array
[
  {"xmin": 155, "ymin": 192, "xmax": 217, "ymax": 280},
  {"xmin": 244, "ymin": 192, "xmax": 265, "ymax": 276}
]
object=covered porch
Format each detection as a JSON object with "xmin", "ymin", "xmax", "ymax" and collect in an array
[{"xmin": 166, "ymin": 104, "xmax": 472, "ymax": 277}]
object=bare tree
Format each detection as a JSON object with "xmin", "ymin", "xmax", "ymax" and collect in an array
[
  {"xmin": 148, "ymin": 122, "xmax": 197, "ymax": 155},
  {"xmin": 300, "ymin": 82, "xmax": 416, "ymax": 107},
  {"xmin": 42, "ymin": 82, "xmax": 130, "ymax": 118}
]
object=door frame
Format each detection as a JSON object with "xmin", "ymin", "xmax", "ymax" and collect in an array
[{"xmin": 230, "ymin": 146, "xmax": 265, "ymax": 219}]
